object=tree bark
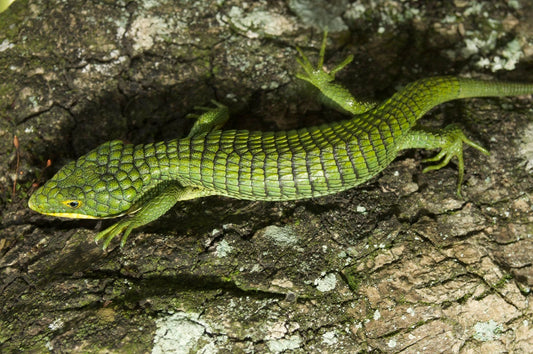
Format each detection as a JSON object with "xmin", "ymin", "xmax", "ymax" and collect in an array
[{"xmin": 1, "ymin": 0, "xmax": 532, "ymax": 351}]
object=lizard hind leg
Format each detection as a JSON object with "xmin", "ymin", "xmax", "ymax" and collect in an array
[
  {"xmin": 400, "ymin": 124, "xmax": 489, "ymax": 197},
  {"xmin": 295, "ymin": 30, "xmax": 352, "ymax": 85},
  {"xmin": 295, "ymin": 31, "xmax": 375, "ymax": 115}
]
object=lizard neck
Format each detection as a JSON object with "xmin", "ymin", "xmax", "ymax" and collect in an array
[{"xmin": 131, "ymin": 140, "xmax": 180, "ymax": 188}]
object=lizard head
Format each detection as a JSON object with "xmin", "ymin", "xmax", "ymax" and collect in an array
[{"xmin": 28, "ymin": 140, "xmax": 141, "ymax": 219}]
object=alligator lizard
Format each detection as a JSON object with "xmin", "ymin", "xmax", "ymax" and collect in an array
[{"xmin": 28, "ymin": 32, "xmax": 533, "ymax": 249}]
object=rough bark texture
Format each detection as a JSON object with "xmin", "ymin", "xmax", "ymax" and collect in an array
[{"xmin": 1, "ymin": 0, "xmax": 533, "ymax": 352}]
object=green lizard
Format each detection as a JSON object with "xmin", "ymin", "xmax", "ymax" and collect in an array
[{"xmin": 28, "ymin": 32, "xmax": 533, "ymax": 249}]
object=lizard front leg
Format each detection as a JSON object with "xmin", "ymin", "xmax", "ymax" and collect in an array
[
  {"xmin": 186, "ymin": 100, "xmax": 230, "ymax": 137},
  {"xmin": 95, "ymin": 182, "xmax": 216, "ymax": 249}
]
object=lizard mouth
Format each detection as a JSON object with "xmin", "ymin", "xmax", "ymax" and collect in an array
[
  {"xmin": 28, "ymin": 193, "xmax": 100, "ymax": 219},
  {"xmin": 35, "ymin": 211, "xmax": 101, "ymax": 219}
]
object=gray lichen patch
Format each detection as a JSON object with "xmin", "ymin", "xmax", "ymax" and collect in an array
[
  {"xmin": 519, "ymin": 122, "xmax": 533, "ymax": 172},
  {"xmin": 152, "ymin": 312, "xmax": 216, "ymax": 354},
  {"xmin": 288, "ymin": 0, "xmax": 349, "ymax": 32},
  {"xmin": 226, "ymin": 6, "xmax": 298, "ymax": 37},
  {"xmin": 473, "ymin": 320, "xmax": 503, "ymax": 342},
  {"xmin": 314, "ymin": 272, "xmax": 337, "ymax": 292},
  {"xmin": 261, "ymin": 225, "xmax": 299, "ymax": 247}
]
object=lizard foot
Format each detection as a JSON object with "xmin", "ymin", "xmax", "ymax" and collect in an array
[{"xmin": 422, "ymin": 124, "xmax": 489, "ymax": 197}]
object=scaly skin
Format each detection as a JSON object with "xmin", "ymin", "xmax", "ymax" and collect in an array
[{"xmin": 28, "ymin": 32, "xmax": 533, "ymax": 249}]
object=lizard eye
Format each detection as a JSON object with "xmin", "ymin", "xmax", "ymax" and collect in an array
[{"xmin": 63, "ymin": 200, "xmax": 82, "ymax": 209}]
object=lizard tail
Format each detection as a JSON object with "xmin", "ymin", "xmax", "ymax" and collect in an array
[
  {"xmin": 456, "ymin": 77, "xmax": 533, "ymax": 99},
  {"xmin": 378, "ymin": 76, "xmax": 533, "ymax": 126}
]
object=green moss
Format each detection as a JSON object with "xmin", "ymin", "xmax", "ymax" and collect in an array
[
  {"xmin": 456, "ymin": 292, "xmax": 472, "ymax": 305},
  {"xmin": 492, "ymin": 273, "xmax": 513, "ymax": 289},
  {"xmin": 0, "ymin": 0, "xmax": 27, "ymax": 34},
  {"xmin": 342, "ymin": 266, "xmax": 365, "ymax": 292}
]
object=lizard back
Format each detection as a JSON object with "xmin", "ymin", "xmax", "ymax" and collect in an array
[{"xmin": 174, "ymin": 112, "xmax": 403, "ymax": 201}]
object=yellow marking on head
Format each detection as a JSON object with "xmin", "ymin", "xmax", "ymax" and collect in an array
[{"xmin": 39, "ymin": 211, "xmax": 101, "ymax": 219}]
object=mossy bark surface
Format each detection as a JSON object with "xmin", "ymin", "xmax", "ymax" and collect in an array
[{"xmin": 1, "ymin": 0, "xmax": 533, "ymax": 351}]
